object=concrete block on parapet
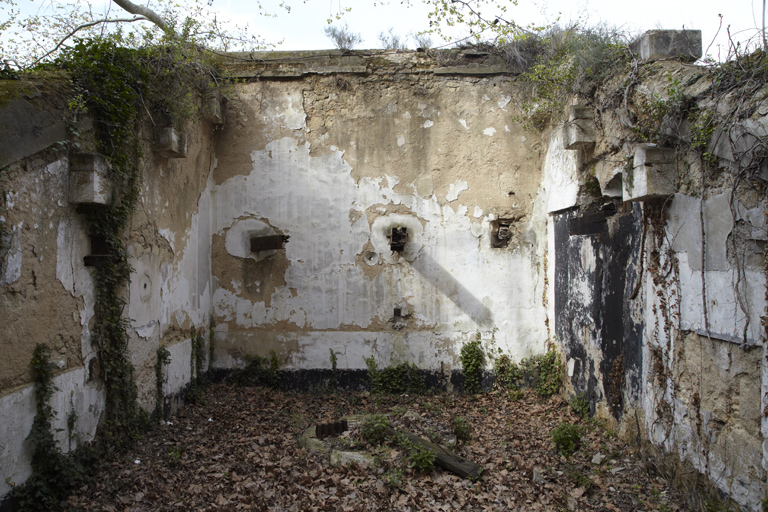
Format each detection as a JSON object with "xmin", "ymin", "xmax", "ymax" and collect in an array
[{"xmin": 630, "ymin": 30, "xmax": 702, "ymax": 63}]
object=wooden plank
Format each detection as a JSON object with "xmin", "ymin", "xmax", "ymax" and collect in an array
[{"xmin": 386, "ymin": 426, "xmax": 483, "ymax": 480}]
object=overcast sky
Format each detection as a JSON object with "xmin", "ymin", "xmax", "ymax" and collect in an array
[
  {"xmin": 217, "ymin": 0, "xmax": 765, "ymax": 60},
  {"xmin": 6, "ymin": 0, "xmax": 766, "ymax": 61}
]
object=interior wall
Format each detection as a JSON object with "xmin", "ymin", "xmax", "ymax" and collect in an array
[{"xmin": 210, "ymin": 67, "xmax": 551, "ymax": 373}]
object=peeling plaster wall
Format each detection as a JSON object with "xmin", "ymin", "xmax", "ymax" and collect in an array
[
  {"xmin": 210, "ymin": 68, "xmax": 549, "ymax": 372},
  {"xmin": 2, "ymin": 50, "xmax": 768, "ymax": 510},
  {"xmin": 0, "ymin": 78, "xmax": 215, "ymax": 500},
  {"xmin": 542, "ymin": 60, "xmax": 768, "ymax": 509}
]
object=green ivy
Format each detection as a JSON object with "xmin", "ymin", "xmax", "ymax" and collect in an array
[
  {"xmin": 187, "ymin": 327, "xmax": 207, "ymax": 403},
  {"xmin": 13, "ymin": 345, "xmax": 91, "ymax": 511},
  {"xmin": 155, "ymin": 346, "xmax": 171, "ymax": 419},
  {"xmin": 460, "ymin": 334, "xmax": 484, "ymax": 394}
]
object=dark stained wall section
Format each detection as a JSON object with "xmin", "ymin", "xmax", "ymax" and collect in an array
[{"xmin": 554, "ymin": 203, "xmax": 644, "ymax": 418}]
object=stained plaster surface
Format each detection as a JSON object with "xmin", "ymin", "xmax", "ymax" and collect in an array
[{"xmin": 211, "ymin": 76, "xmax": 549, "ymax": 370}]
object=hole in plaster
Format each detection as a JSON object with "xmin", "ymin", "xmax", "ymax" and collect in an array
[
  {"xmin": 250, "ymin": 235, "xmax": 290, "ymax": 253},
  {"xmin": 491, "ymin": 219, "xmax": 512, "ymax": 248},
  {"xmin": 389, "ymin": 227, "xmax": 408, "ymax": 252},
  {"xmin": 364, "ymin": 251, "xmax": 379, "ymax": 266},
  {"xmin": 394, "ymin": 307, "xmax": 402, "ymax": 318},
  {"xmin": 508, "ymin": 191, "xmax": 515, "ymax": 196}
]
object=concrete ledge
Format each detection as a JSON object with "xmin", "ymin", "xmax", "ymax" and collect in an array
[
  {"xmin": 563, "ymin": 106, "xmax": 595, "ymax": 151},
  {"xmin": 154, "ymin": 127, "xmax": 188, "ymax": 159},
  {"xmin": 68, "ymin": 153, "xmax": 112, "ymax": 205},
  {"xmin": 623, "ymin": 144, "xmax": 676, "ymax": 201},
  {"xmin": 629, "ymin": 30, "xmax": 702, "ymax": 63},
  {"xmin": 433, "ymin": 64, "xmax": 510, "ymax": 76}
]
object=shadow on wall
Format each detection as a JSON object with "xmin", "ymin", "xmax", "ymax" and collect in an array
[{"xmin": 409, "ymin": 252, "xmax": 494, "ymax": 329}]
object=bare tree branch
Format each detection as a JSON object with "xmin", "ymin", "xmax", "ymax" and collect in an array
[
  {"xmin": 26, "ymin": 17, "xmax": 149, "ymax": 68},
  {"xmin": 111, "ymin": 0, "xmax": 171, "ymax": 34}
]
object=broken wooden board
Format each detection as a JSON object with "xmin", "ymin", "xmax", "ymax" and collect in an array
[{"xmin": 387, "ymin": 426, "xmax": 483, "ymax": 480}]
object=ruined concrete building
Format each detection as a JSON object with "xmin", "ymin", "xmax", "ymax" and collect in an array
[{"xmin": 1, "ymin": 30, "xmax": 767, "ymax": 509}]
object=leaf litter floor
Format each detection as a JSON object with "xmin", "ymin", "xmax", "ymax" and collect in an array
[{"xmin": 66, "ymin": 383, "xmax": 687, "ymax": 511}]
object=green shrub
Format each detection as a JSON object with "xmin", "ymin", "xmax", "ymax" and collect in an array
[
  {"xmin": 460, "ymin": 334, "xmax": 485, "ymax": 393},
  {"xmin": 569, "ymin": 392, "xmax": 590, "ymax": 418},
  {"xmin": 229, "ymin": 349, "xmax": 280, "ymax": 389},
  {"xmin": 493, "ymin": 353, "xmax": 522, "ymax": 389},
  {"xmin": 360, "ymin": 415, "xmax": 390, "ymax": 445},
  {"xmin": 552, "ymin": 423, "xmax": 582, "ymax": 456},
  {"xmin": 366, "ymin": 357, "xmax": 425, "ymax": 394}
]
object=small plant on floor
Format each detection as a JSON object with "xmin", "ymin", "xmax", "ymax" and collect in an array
[
  {"xmin": 361, "ymin": 414, "xmax": 390, "ymax": 445},
  {"xmin": 366, "ymin": 357, "xmax": 425, "ymax": 394},
  {"xmin": 460, "ymin": 333, "xmax": 485, "ymax": 393},
  {"xmin": 565, "ymin": 463, "xmax": 593, "ymax": 490},
  {"xmin": 453, "ymin": 416, "xmax": 471, "ymax": 442},
  {"xmin": 569, "ymin": 392, "xmax": 590, "ymax": 418},
  {"xmin": 552, "ymin": 423, "xmax": 582, "ymax": 457},
  {"xmin": 167, "ymin": 445, "xmax": 182, "ymax": 467},
  {"xmin": 407, "ymin": 442, "xmax": 436, "ymax": 473},
  {"xmin": 382, "ymin": 466, "xmax": 404, "ymax": 488}
]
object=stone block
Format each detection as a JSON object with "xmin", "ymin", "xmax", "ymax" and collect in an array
[
  {"xmin": 203, "ymin": 94, "xmax": 223, "ymax": 125},
  {"xmin": 629, "ymin": 30, "xmax": 702, "ymax": 63},
  {"xmin": 154, "ymin": 127, "xmax": 187, "ymax": 158},
  {"xmin": 68, "ymin": 153, "xmax": 112, "ymax": 205},
  {"xmin": 623, "ymin": 144, "xmax": 676, "ymax": 201},
  {"xmin": 563, "ymin": 106, "xmax": 595, "ymax": 151}
]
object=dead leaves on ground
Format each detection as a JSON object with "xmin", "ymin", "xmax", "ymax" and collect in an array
[{"xmin": 66, "ymin": 384, "xmax": 684, "ymax": 511}]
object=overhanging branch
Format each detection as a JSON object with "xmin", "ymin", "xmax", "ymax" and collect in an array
[{"xmin": 111, "ymin": 0, "xmax": 171, "ymax": 33}]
